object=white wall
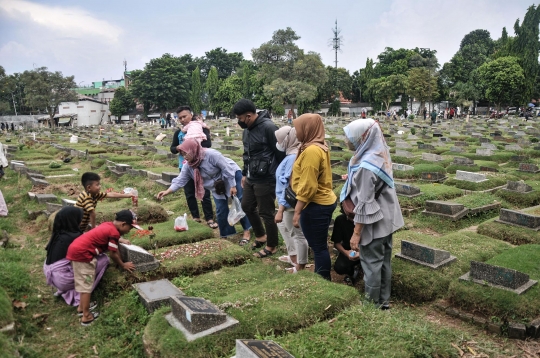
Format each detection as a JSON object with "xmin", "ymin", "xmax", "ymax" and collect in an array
[{"xmin": 59, "ymin": 100, "xmax": 109, "ymax": 126}]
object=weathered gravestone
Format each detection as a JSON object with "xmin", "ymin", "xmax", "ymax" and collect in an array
[
  {"xmin": 392, "ymin": 163, "xmax": 414, "ymax": 171},
  {"xmin": 510, "ymin": 155, "xmax": 528, "ymax": 162},
  {"xmin": 395, "ymin": 240, "xmax": 456, "ymax": 269},
  {"xmin": 518, "ymin": 163, "xmax": 540, "ymax": 173},
  {"xmin": 453, "ymin": 157, "xmax": 475, "ymax": 166},
  {"xmin": 481, "ymin": 143, "xmax": 497, "ymax": 150},
  {"xmin": 459, "ymin": 261, "xmax": 537, "ymax": 295},
  {"xmin": 506, "ymin": 144, "xmax": 522, "ymax": 151},
  {"xmin": 421, "ymin": 172, "xmax": 447, "ymax": 182},
  {"xmin": 395, "ymin": 141, "xmax": 412, "ymax": 149},
  {"xmin": 422, "ymin": 153, "xmax": 442, "ymax": 162},
  {"xmin": 394, "ymin": 183, "xmax": 421, "ymax": 197},
  {"xmin": 496, "ymin": 209, "xmax": 540, "ymax": 230},
  {"xmin": 165, "ymin": 296, "xmax": 239, "ymax": 341},
  {"xmin": 119, "ymin": 243, "xmax": 160, "ymax": 272},
  {"xmin": 450, "ymin": 146, "xmax": 464, "ymax": 153},
  {"xmin": 35, "ymin": 193, "xmax": 58, "ymax": 204},
  {"xmin": 133, "ymin": 279, "xmax": 184, "ymax": 312},
  {"xmin": 235, "ymin": 340, "xmax": 294, "ymax": 358},
  {"xmin": 476, "ymin": 148, "xmax": 493, "ymax": 156},
  {"xmin": 504, "ymin": 181, "xmax": 533, "ymax": 193},
  {"xmin": 422, "ymin": 201, "xmax": 469, "ymax": 221},
  {"xmin": 418, "ymin": 143, "xmax": 435, "ymax": 150},
  {"xmin": 395, "ymin": 150, "xmax": 414, "ymax": 158},
  {"xmin": 455, "ymin": 170, "xmax": 488, "ymax": 183},
  {"xmin": 480, "ymin": 166, "xmax": 499, "ymax": 173},
  {"xmin": 454, "ymin": 141, "xmax": 469, "ymax": 147}
]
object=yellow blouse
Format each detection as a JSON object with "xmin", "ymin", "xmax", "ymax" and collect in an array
[{"xmin": 291, "ymin": 145, "xmax": 336, "ymax": 206}]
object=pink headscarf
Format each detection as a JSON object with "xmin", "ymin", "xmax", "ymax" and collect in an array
[{"xmin": 178, "ymin": 139, "xmax": 206, "ymax": 200}]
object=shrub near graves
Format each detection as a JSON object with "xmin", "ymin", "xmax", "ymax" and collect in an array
[
  {"xmin": 393, "ymin": 164, "xmax": 446, "ymax": 179},
  {"xmin": 397, "ymin": 183, "xmax": 462, "ymax": 210},
  {"xmin": 143, "ymin": 264, "xmax": 358, "ymax": 358},
  {"xmin": 444, "ymin": 176, "xmax": 507, "ymax": 191},
  {"xmin": 448, "ymin": 245, "xmax": 540, "ymax": 321},
  {"xmin": 392, "ymin": 231, "xmax": 509, "ymax": 303},
  {"xmin": 477, "ymin": 217, "xmax": 540, "ymax": 245}
]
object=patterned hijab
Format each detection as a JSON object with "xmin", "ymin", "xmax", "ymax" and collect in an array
[
  {"xmin": 340, "ymin": 118, "xmax": 394, "ymax": 201},
  {"xmin": 293, "ymin": 113, "xmax": 328, "ymax": 154},
  {"xmin": 275, "ymin": 126, "xmax": 301, "ymax": 156},
  {"xmin": 178, "ymin": 139, "xmax": 207, "ymax": 200}
]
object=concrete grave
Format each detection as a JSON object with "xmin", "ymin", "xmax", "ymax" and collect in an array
[
  {"xmin": 392, "ymin": 163, "xmax": 414, "ymax": 171},
  {"xmin": 395, "ymin": 141, "xmax": 412, "ymax": 149},
  {"xmin": 480, "ymin": 166, "xmax": 499, "ymax": 172},
  {"xmin": 395, "ymin": 240, "xmax": 456, "ymax": 269},
  {"xmin": 165, "ymin": 296, "xmax": 239, "ymax": 341},
  {"xmin": 395, "ymin": 150, "xmax": 414, "ymax": 158},
  {"xmin": 459, "ymin": 261, "xmax": 537, "ymax": 295},
  {"xmin": 453, "ymin": 157, "xmax": 475, "ymax": 166},
  {"xmin": 420, "ymin": 172, "xmax": 447, "ymax": 182},
  {"xmin": 46, "ymin": 202, "xmax": 62, "ymax": 213},
  {"xmin": 161, "ymin": 172, "xmax": 178, "ymax": 183},
  {"xmin": 418, "ymin": 143, "xmax": 435, "ymax": 150},
  {"xmin": 450, "ymin": 146, "xmax": 464, "ymax": 153},
  {"xmin": 481, "ymin": 143, "xmax": 497, "ymax": 150},
  {"xmin": 518, "ymin": 163, "xmax": 540, "ymax": 173},
  {"xmin": 504, "ymin": 181, "xmax": 533, "ymax": 193},
  {"xmin": 61, "ymin": 199, "xmax": 76, "ymax": 206},
  {"xmin": 119, "ymin": 243, "xmax": 160, "ymax": 272},
  {"xmin": 133, "ymin": 279, "xmax": 184, "ymax": 313},
  {"xmin": 422, "ymin": 201, "xmax": 469, "ymax": 221},
  {"xmin": 35, "ymin": 194, "xmax": 58, "ymax": 204},
  {"xmin": 422, "ymin": 153, "xmax": 442, "ymax": 162},
  {"xmin": 496, "ymin": 209, "xmax": 540, "ymax": 230},
  {"xmin": 234, "ymin": 340, "xmax": 294, "ymax": 358},
  {"xmin": 394, "ymin": 183, "xmax": 422, "ymax": 197},
  {"xmin": 510, "ymin": 155, "xmax": 528, "ymax": 162},
  {"xmin": 455, "ymin": 170, "xmax": 488, "ymax": 183},
  {"xmin": 454, "ymin": 141, "xmax": 469, "ymax": 147},
  {"xmin": 505, "ymin": 144, "xmax": 522, "ymax": 151},
  {"xmin": 476, "ymin": 148, "xmax": 493, "ymax": 156}
]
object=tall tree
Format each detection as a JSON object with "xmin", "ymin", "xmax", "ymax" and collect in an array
[
  {"xmin": 189, "ymin": 66, "xmax": 203, "ymax": 114},
  {"xmin": 0, "ymin": 66, "xmax": 14, "ymax": 114},
  {"xmin": 406, "ymin": 68, "xmax": 438, "ymax": 114},
  {"xmin": 200, "ymin": 47, "xmax": 244, "ymax": 80},
  {"xmin": 205, "ymin": 66, "xmax": 220, "ymax": 117},
  {"xmin": 21, "ymin": 67, "xmax": 77, "ymax": 126},
  {"xmin": 477, "ymin": 56, "xmax": 525, "ymax": 110},
  {"xmin": 129, "ymin": 53, "xmax": 190, "ymax": 115},
  {"xmin": 366, "ymin": 74, "xmax": 406, "ymax": 111},
  {"xmin": 512, "ymin": 5, "xmax": 540, "ymax": 101},
  {"xmin": 252, "ymin": 28, "xmax": 327, "ymax": 117},
  {"xmin": 109, "ymin": 87, "xmax": 135, "ymax": 120},
  {"xmin": 358, "ymin": 58, "xmax": 375, "ymax": 103},
  {"xmin": 214, "ymin": 75, "xmax": 243, "ymax": 117}
]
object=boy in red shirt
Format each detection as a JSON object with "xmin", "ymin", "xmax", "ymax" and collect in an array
[{"xmin": 66, "ymin": 209, "xmax": 142, "ymax": 325}]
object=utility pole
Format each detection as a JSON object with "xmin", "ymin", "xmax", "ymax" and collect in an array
[
  {"xmin": 330, "ymin": 20, "xmax": 343, "ymax": 69},
  {"xmin": 11, "ymin": 92, "xmax": 17, "ymax": 116}
]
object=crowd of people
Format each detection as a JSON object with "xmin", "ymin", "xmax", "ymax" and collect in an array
[{"xmin": 42, "ymin": 98, "xmax": 404, "ymax": 325}]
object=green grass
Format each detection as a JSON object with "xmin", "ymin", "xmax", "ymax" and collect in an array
[
  {"xmin": 0, "ymin": 286, "xmax": 13, "ymax": 328},
  {"xmin": 444, "ymin": 176, "xmax": 507, "ymax": 191},
  {"xmin": 397, "ymin": 183, "xmax": 463, "ymax": 210},
  {"xmin": 392, "ymin": 231, "xmax": 510, "ymax": 303},
  {"xmin": 448, "ymin": 245, "xmax": 540, "ymax": 321},
  {"xmin": 126, "ymin": 220, "xmax": 215, "ymax": 249},
  {"xmin": 477, "ymin": 217, "xmax": 540, "ymax": 245},
  {"xmin": 393, "ymin": 164, "xmax": 446, "ymax": 179},
  {"xmin": 409, "ymin": 210, "xmax": 501, "ymax": 234},
  {"xmin": 494, "ymin": 186, "xmax": 540, "ymax": 208},
  {"xmin": 391, "ymin": 156, "xmax": 415, "ymax": 165},
  {"xmin": 445, "ymin": 164, "xmax": 479, "ymax": 174},
  {"xmin": 452, "ymin": 192, "xmax": 501, "ymax": 209},
  {"xmin": 143, "ymin": 264, "xmax": 359, "ymax": 358},
  {"xmin": 274, "ymin": 304, "xmax": 516, "ymax": 358}
]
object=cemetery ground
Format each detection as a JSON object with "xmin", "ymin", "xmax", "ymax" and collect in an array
[{"xmin": 1, "ymin": 116, "xmax": 540, "ymax": 357}]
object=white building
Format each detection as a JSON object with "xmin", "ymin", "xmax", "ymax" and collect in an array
[{"xmin": 58, "ymin": 97, "xmax": 110, "ymax": 126}]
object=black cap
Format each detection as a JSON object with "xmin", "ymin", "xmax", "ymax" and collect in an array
[{"xmin": 115, "ymin": 209, "xmax": 143, "ymax": 230}]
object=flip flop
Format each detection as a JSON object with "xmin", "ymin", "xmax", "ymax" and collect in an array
[
  {"xmin": 80, "ymin": 311, "xmax": 100, "ymax": 326},
  {"xmin": 238, "ymin": 238, "xmax": 250, "ymax": 246},
  {"xmin": 254, "ymin": 248, "xmax": 275, "ymax": 258},
  {"xmin": 278, "ymin": 255, "xmax": 293, "ymax": 265},
  {"xmin": 207, "ymin": 220, "xmax": 218, "ymax": 229},
  {"xmin": 77, "ymin": 301, "xmax": 98, "ymax": 316},
  {"xmin": 251, "ymin": 240, "xmax": 266, "ymax": 250}
]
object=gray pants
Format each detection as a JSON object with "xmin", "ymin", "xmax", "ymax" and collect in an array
[
  {"xmin": 277, "ymin": 210, "xmax": 309, "ymax": 264},
  {"xmin": 360, "ymin": 234, "xmax": 393, "ymax": 306}
]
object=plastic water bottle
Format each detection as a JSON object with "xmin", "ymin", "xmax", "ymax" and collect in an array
[
  {"xmin": 349, "ymin": 251, "xmax": 357, "ymax": 258},
  {"xmin": 132, "ymin": 188, "xmax": 139, "ymax": 207}
]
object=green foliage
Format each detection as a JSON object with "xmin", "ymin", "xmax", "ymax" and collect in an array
[
  {"xmin": 0, "ymin": 286, "xmax": 13, "ymax": 328},
  {"xmin": 214, "ymin": 74, "xmax": 243, "ymax": 116},
  {"xmin": 452, "ymin": 192, "xmax": 500, "ymax": 208},
  {"xmin": 397, "ymin": 183, "xmax": 463, "ymax": 209},
  {"xmin": 189, "ymin": 66, "xmax": 203, "ymax": 114},
  {"xmin": 205, "ymin": 66, "xmax": 220, "ymax": 117},
  {"xmin": 476, "ymin": 56, "xmax": 525, "ymax": 108},
  {"xmin": 495, "ymin": 187, "xmax": 540, "ymax": 208},
  {"xmin": 406, "ymin": 67, "xmax": 438, "ymax": 108},
  {"xmin": 366, "ymin": 74, "xmax": 407, "ymax": 111},
  {"xmin": 444, "ymin": 176, "xmax": 507, "ymax": 191},
  {"xmin": 478, "ymin": 217, "xmax": 540, "ymax": 245},
  {"xmin": 126, "ymin": 220, "xmax": 214, "ymax": 249},
  {"xmin": 130, "ymin": 53, "xmax": 190, "ymax": 113},
  {"xmin": 109, "ymin": 87, "xmax": 135, "ymax": 119},
  {"xmin": 199, "ymin": 47, "xmax": 243, "ymax": 80},
  {"xmin": 90, "ymin": 158, "xmax": 105, "ymax": 168},
  {"xmin": 393, "ymin": 163, "xmax": 445, "ymax": 179},
  {"xmin": 48, "ymin": 161, "xmax": 61, "ymax": 169}
]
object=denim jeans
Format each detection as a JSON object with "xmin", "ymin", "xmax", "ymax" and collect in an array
[
  {"xmin": 300, "ymin": 201, "xmax": 337, "ymax": 280},
  {"xmin": 241, "ymin": 179, "xmax": 278, "ymax": 247},
  {"xmin": 214, "ymin": 170, "xmax": 251, "ymax": 237},
  {"xmin": 181, "ymin": 174, "xmax": 213, "ymax": 221}
]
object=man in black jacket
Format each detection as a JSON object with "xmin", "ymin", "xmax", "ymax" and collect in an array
[
  {"xmin": 234, "ymin": 99, "xmax": 285, "ymax": 258},
  {"xmin": 170, "ymin": 105, "xmax": 216, "ymax": 228}
]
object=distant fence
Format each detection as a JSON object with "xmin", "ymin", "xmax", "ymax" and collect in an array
[{"xmin": 0, "ymin": 115, "xmax": 39, "ymax": 129}]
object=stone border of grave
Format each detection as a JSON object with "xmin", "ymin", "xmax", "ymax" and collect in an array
[
  {"xmin": 495, "ymin": 208, "xmax": 540, "ymax": 231},
  {"xmin": 133, "ymin": 279, "xmax": 185, "ymax": 313},
  {"xmin": 422, "ymin": 201, "xmax": 469, "ymax": 221},
  {"xmin": 233, "ymin": 340, "xmax": 294, "ymax": 358},
  {"xmin": 467, "ymin": 202, "xmax": 501, "ymax": 215},
  {"xmin": 164, "ymin": 307, "xmax": 239, "ymax": 342},
  {"xmin": 459, "ymin": 184, "xmax": 507, "ymax": 195},
  {"xmin": 459, "ymin": 261, "xmax": 537, "ymax": 295},
  {"xmin": 395, "ymin": 240, "xmax": 456, "ymax": 269}
]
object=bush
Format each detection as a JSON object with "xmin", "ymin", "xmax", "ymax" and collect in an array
[
  {"xmin": 48, "ymin": 161, "xmax": 62, "ymax": 169},
  {"xmin": 91, "ymin": 158, "xmax": 106, "ymax": 168}
]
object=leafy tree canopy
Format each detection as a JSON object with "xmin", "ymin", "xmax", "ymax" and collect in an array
[
  {"xmin": 477, "ymin": 56, "xmax": 525, "ymax": 109},
  {"xmin": 109, "ymin": 87, "xmax": 135, "ymax": 119}
]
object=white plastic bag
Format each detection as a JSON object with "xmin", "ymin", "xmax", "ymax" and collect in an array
[
  {"xmin": 70, "ymin": 135, "xmax": 78, "ymax": 143},
  {"xmin": 174, "ymin": 213, "xmax": 189, "ymax": 232},
  {"xmin": 228, "ymin": 196, "xmax": 246, "ymax": 226}
]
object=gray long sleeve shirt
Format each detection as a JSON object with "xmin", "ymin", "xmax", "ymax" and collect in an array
[
  {"xmin": 170, "ymin": 149, "xmax": 240, "ymax": 200},
  {"xmin": 349, "ymin": 168, "xmax": 404, "ymax": 246}
]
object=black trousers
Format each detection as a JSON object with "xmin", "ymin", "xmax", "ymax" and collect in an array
[
  {"xmin": 241, "ymin": 179, "xmax": 278, "ymax": 247},
  {"xmin": 183, "ymin": 178, "xmax": 213, "ymax": 221},
  {"xmin": 334, "ymin": 253, "xmax": 361, "ymax": 277}
]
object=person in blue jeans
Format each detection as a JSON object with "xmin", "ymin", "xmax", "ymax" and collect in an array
[{"xmin": 157, "ymin": 139, "xmax": 251, "ymax": 240}]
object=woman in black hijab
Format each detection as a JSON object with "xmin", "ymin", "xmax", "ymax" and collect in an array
[{"xmin": 45, "ymin": 207, "xmax": 83, "ymax": 264}]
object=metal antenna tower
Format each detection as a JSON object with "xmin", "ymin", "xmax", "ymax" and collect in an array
[{"xmin": 330, "ymin": 19, "xmax": 343, "ymax": 68}]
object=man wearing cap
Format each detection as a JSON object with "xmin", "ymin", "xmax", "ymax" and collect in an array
[{"xmin": 66, "ymin": 209, "xmax": 141, "ymax": 326}]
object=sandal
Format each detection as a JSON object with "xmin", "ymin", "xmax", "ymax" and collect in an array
[
  {"xmin": 238, "ymin": 238, "xmax": 250, "ymax": 246},
  {"xmin": 77, "ymin": 301, "xmax": 98, "ymax": 316},
  {"xmin": 251, "ymin": 240, "xmax": 267, "ymax": 250},
  {"xmin": 285, "ymin": 266, "xmax": 298, "ymax": 274},
  {"xmin": 278, "ymin": 255, "xmax": 293, "ymax": 265},
  {"xmin": 80, "ymin": 311, "xmax": 100, "ymax": 326},
  {"xmin": 207, "ymin": 220, "xmax": 218, "ymax": 229},
  {"xmin": 193, "ymin": 218, "xmax": 202, "ymax": 223},
  {"xmin": 254, "ymin": 248, "xmax": 275, "ymax": 258}
]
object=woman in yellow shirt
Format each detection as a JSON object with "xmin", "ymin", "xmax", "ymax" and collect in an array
[{"xmin": 291, "ymin": 114, "xmax": 337, "ymax": 280}]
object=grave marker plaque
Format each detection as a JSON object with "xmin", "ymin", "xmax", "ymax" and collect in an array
[
  {"xmin": 395, "ymin": 240, "xmax": 456, "ymax": 269},
  {"xmin": 119, "ymin": 243, "xmax": 160, "ymax": 272},
  {"xmin": 496, "ymin": 209, "xmax": 540, "ymax": 230},
  {"xmin": 423, "ymin": 200, "xmax": 469, "ymax": 221},
  {"xmin": 505, "ymin": 181, "xmax": 533, "ymax": 193},
  {"xmin": 392, "ymin": 163, "xmax": 414, "ymax": 171},
  {"xmin": 518, "ymin": 163, "xmax": 540, "ymax": 173},
  {"xmin": 459, "ymin": 261, "xmax": 537, "ymax": 295},
  {"xmin": 133, "ymin": 279, "xmax": 185, "ymax": 312},
  {"xmin": 394, "ymin": 183, "xmax": 421, "ymax": 197},
  {"xmin": 455, "ymin": 170, "xmax": 488, "ymax": 183},
  {"xmin": 235, "ymin": 340, "xmax": 294, "ymax": 358},
  {"xmin": 420, "ymin": 172, "xmax": 447, "ymax": 182}
]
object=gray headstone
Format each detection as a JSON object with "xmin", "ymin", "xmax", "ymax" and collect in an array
[
  {"xmin": 458, "ymin": 261, "xmax": 537, "ymax": 294},
  {"xmin": 35, "ymin": 193, "xmax": 58, "ymax": 204},
  {"xmin": 420, "ymin": 172, "xmax": 446, "ymax": 182},
  {"xmin": 421, "ymin": 153, "xmax": 442, "ymax": 162},
  {"xmin": 395, "ymin": 150, "xmax": 414, "ymax": 158},
  {"xmin": 418, "ymin": 143, "xmax": 435, "ymax": 150},
  {"xmin": 119, "ymin": 243, "xmax": 160, "ymax": 272},
  {"xmin": 455, "ymin": 170, "xmax": 487, "ymax": 183},
  {"xmin": 453, "ymin": 157, "xmax": 475, "ymax": 166},
  {"xmin": 133, "ymin": 279, "xmax": 185, "ymax": 313},
  {"xmin": 392, "ymin": 163, "xmax": 414, "ymax": 171},
  {"xmin": 161, "ymin": 172, "xmax": 178, "ymax": 183},
  {"xmin": 518, "ymin": 163, "xmax": 540, "ymax": 173},
  {"xmin": 497, "ymin": 209, "xmax": 540, "ymax": 230},
  {"xmin": 505, "ymin": 181, "xmax": 533, "ymax": 193},
  {"xmin": 476, "ymin": 148, "xmax": 493, "ymax": 156},
  {"xmin": 62, "ymin": 199, "xmax": 77, "ymax": 207},
  {"xmin": 395, "ymin": 240, "xmax": 456, "ymax": 269},
  {"xmin": 394, "ymin": 183, "xmax": 421, "ymax": 197},
  {"xmin": 423, "ymin": 200, "xmax": 468, "ymax": 221},
  {"xmin": 115, "ymin": 164, "xmax": 132, "ymax": 172},
  {"xmin": 480, "ymin": 166, "xmax": 499, "ymax": 173},
  {"xmin": 505, "ymin": 144, "xmax": 522, "ymax": 151},
  {"xmin": 454, "ymin": 141, "xmax": 469, "ymax": 147},
  {"xmin": 450, "ymin": 146, "xmax": 464, "ymax": 153},
  {"xmin": 235, "ymin": 340, "xmax": 294, "ymax": 358},
  {"xmin": 481, "ymin": 143, "xmax": 497, "ymax": 150},
  {"xmin": 395, "ymin": 141, "xmax": 412, "ymax": 149}
]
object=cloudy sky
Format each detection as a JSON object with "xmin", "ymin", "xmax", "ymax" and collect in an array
[{"xmin": 0, "ymin": 0, "xmax": 534, "ymax": 84}]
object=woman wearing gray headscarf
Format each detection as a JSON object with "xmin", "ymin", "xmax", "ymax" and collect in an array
[
  {"xmin": 273, "ymin": 126, "xmax": 308, "ymax": 273},
  {"xmin": 341, "ymin": 118, "xmax": 404, "ymax": 309}
]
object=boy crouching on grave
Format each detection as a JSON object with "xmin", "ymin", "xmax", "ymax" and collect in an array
[
  {"xmin": 76, "ymin": 172, "xmax": 135, "ymax": 232},
  {"xmin": 66, "ymin": 209, "xmax": 142, "ymax": 326}
]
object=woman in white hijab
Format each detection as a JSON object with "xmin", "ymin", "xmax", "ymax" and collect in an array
[
  {"xmin": 273, "ymin": 126, "xmax": 308, "ymax": 273},
  {"xmin": 340, "ymin": 118, "xmax": 404, "ymax": 309},
  {"xmin": 0, "ymin": 141, "xmax": 8, "ymax": 216}
]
